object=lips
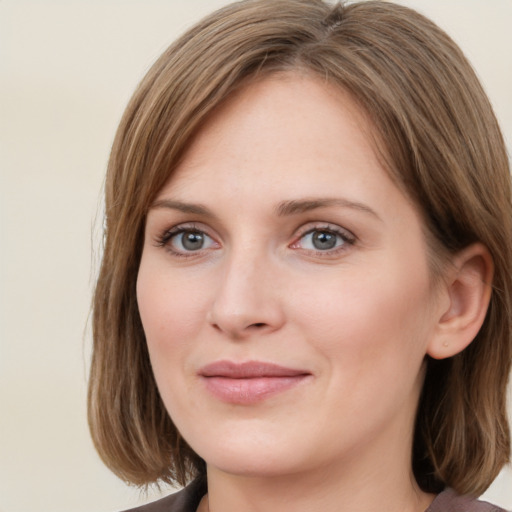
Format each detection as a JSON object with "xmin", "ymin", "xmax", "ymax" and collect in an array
[{"xmin": 198, "ymin": 360, "xmax": 311, "ymax": 404}]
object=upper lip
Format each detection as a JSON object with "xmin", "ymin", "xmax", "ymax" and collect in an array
[{"xmin": 198, "ymin": 360, "xmax": 310, "ymax": 379}]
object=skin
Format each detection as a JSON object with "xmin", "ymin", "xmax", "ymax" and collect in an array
[{"xmin": 137, "ymin": 73, "xmax": 454, "ymax": 512}]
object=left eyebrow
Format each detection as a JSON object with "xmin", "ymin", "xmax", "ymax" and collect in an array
[{"xmin": 275, "ymin": 197, "xmax": 382, "ymax": 221}]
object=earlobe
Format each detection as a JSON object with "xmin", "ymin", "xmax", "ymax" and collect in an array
[{"xmin": 427, "ymin": 243, "xmax": 494, "ymax": 360}]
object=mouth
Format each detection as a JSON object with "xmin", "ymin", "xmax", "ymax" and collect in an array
[{"xmin": 198, "ymin": 360, "xmax": 311, "ymax": 405}]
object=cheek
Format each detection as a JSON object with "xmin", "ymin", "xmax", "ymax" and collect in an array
[
  {"xmin": 303, "ymin": 269, "xmax": 434, "ymax": 426},
  {"xmin": 293, "ymin": 262, "xmax": 434, "ymax": 369},
  {"xmin": 136, "ymin": 261, "xmax": 210, "ymax": 357},
  {"xmin": 136, "ymin": 262, "xmax": 213, "ymax": 419}
]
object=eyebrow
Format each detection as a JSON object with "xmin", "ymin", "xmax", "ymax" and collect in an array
[
  {"xmin": 150, "ymin": 197, "xmax": 381, "ymax": 221},
  {"xmin": 150, "ymin": 199, "xmax": 215, "ymax": 217},
  {"xmin": 276, "ymin": 197, "xmax": 381, "ymax": 220}
]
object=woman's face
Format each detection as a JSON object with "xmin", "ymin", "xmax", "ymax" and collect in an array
[{"xmin": 137, "ymin": 74, "xmax": 445, "ymax": 480}]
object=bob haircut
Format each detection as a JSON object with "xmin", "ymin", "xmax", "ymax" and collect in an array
[{"xmin": 88, "ymin": 0, "xmax": 512, "ymax": 496}]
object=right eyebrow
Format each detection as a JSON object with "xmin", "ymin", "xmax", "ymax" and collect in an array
[{"xmin": 149, "ymin": 199, "xmax": 215, "ymax": 217}]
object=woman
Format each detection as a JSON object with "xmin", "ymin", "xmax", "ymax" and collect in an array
[{"xmin": 88, "ymin": 1, "xmax": 512, "ymax": 511}]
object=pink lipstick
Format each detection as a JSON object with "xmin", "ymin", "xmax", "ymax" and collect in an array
[{"xmin": 198, "ymin": 360, "xmax": 311, "ymax": 404}]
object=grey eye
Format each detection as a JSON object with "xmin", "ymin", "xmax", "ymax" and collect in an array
[
  {"xmin": 298, "ymin": 228, "xmax": 348, "ymax": 252},
  {"xmin": 171, "ymin": 230, "xmax": 214, "ymax": 252},
  {"xmin": 181, "ymin": 231, "xmax": 205, "ymax": 250},
  {"xmin": 311, "ymin": 231, "xmax": 338, "ymax": 250}
]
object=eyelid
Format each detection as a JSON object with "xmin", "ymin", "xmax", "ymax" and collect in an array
[
  {"xmin": 153, "ymin": 222, "xmax": 221, "ymax": 257},
  {"xmin": 289, "ymin": 222, "xmax": 357, "ymax": 254},
  {"xmin": 293, "ymin": 222, "xmax": 356, "ymax": 242}
]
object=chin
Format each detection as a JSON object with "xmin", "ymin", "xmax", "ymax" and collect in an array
[
  {"xmin": 207, "ymin": 453, "xmax": 301, "ymax": 479},
  {"xmin": 188, "ymin": 429, "xmax": 309, "ymax": 478}
]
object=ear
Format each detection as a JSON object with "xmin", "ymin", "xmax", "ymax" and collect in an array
[{"xmin": 427, "ymin": 243, "xmax": 494, "ymax": 360}]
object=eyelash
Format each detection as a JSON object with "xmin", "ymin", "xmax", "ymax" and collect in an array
[
  {"xmin": 154, "ymin": 223, "xmax": 218, "ymax": 258},
  {"xmin": 154, "ymin": 222, "xmax": 356, "ymax": 259},
  {"xmin": 290, "ymin": 224, "xmax": 356, "ymax": 257}
]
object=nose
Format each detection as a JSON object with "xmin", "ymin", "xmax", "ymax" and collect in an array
[{"xmin": 208, "ymin": 249, "xmax": 285, "ymax": 339}]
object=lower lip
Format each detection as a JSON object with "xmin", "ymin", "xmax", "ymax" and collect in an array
[{"xmin": 201, "ymin": 375, "xmax": 309, "ymax": 404}]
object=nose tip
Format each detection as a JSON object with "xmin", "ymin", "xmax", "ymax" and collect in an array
[
  {"xmin": 208, "ymin": 310, "xmax": 281, "ymax": 339},
  {"xmin": 207, "ymin": 258, "xmax": 285, "ymax": 339}
]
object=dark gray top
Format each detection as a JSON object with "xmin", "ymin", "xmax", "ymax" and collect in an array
[
  {"xmin": 426, "ymin": 488, "xmax": 507, "ymax": 512},
  {"xmin": 123, "ymin": 479, "xmax": 507, "ymax": 512}
]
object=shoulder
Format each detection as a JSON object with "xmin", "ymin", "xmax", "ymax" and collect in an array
[
  {"xmin": 427, "ymin": 488, "xmax": 508, "ymax": 512},
  {"xmin": 120, "ymin": 478, "xmax": 207, "ymax": 512}
]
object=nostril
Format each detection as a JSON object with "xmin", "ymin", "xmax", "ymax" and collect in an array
[{"xmin": 250, "ymin": 323, "xmax": 266, "ymax": 328}]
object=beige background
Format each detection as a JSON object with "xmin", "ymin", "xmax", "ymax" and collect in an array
[{"xmin": 1, "ymin": 1, "xmax": 511, "ymax": 511}]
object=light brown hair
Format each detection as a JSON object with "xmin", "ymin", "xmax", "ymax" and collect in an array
[{"xmin": 88, "ymin": 0, "xmax": 512, "ymax": 495}]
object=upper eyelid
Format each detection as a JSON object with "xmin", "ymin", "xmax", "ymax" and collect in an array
[
  {"xmin": 149, "ymin": 216, "xmax": 224, "ymax": 239},
  {"xmin": 293, "ymin": 222, "xmax": 356, "ymax": 239},
  {"xmin": 156, "ymin": 221, "xmax": 212, "ymax": 237},
  {"xmin": 152, "ymin": 222, "xmax": 213, "ymax": 246}
]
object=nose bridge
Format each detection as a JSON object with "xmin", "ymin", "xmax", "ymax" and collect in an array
[{"xmin": 209, "ymin": 239, "xmax": 283, "ymax": 337}]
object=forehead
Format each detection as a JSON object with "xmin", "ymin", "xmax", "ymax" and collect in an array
[{"xmin": 162, "ymin": 73, "xmax": 383, "ymax": 196}]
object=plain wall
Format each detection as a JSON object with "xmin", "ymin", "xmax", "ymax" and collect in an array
[{"xmin": 0, "ymin": 1, "xmax": 511, "ymax": 511}]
